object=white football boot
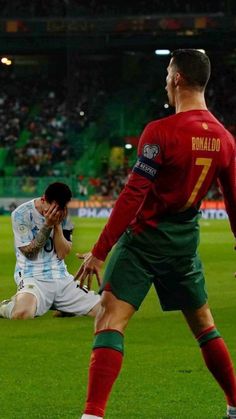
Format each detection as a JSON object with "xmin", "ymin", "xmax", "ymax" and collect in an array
[
  {"xmin": 226, "ymin": 405, "xmax": 236, "ymax": 419},
  {"xmin": 0, "ymin": 299, "xmax": 12, "ymax": 317}
]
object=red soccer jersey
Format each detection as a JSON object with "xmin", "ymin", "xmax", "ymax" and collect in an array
[{"xmin": 93, "ymin": 110, "xmax": 236, "ymax": 261}]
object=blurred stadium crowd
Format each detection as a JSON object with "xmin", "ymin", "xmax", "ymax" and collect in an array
[
  {"xmin": 0, "ymin": 51, "xmax": 235, "ymax": 199},
  {"xmin": 0, "ymin": 61, "xmax": 108, "ymax": 176},
  {"xmin": 0, "ymin": 0, "xmax": 235, "ymax": 200}
]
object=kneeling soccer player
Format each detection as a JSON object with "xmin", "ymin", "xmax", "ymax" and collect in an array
[{"xmin": 0, "ymin": 182, "xmax": 100, "ymax": 320}]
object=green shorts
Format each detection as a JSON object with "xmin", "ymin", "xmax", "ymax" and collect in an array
[{"xmin": 100, "ymin": 225, "xmax": 207, "ymax": 311}]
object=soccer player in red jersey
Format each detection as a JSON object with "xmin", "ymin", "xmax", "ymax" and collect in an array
[{"xmin": 75, "ymin": 49, "xmax": 236, "ymax": 419}]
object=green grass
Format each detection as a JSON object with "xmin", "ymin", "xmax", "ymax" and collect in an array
[{"xmin": 0, "ymin": 217, "xmax": 236, "ymax": 418}]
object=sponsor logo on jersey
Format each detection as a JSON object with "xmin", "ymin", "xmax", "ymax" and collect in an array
[{"xmin": 143, "ymin": 144, "xmax": 160, "ymax": 159}]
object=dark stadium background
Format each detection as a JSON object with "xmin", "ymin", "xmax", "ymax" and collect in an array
[
  {"xmin": 0, "ymin": 3, "xmax": 236, "ymax": 419},
  {"xmin": 0, "ymin": 0, "xmax": 235, "ymax": 212}
]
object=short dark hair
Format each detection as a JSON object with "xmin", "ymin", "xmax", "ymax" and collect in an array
[
  {"xmin": 171, "ymin": 49, "xmax": 211, "ymax": 90},
  {"xmin": 44, "ymin": 182, "xmax": 72, "ymax": 209}
]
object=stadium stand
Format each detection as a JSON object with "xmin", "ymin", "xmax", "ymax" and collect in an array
[
  {"xmin": 0, "ymin": 0, "xmax": 231, "ymax": 17},
  {"xmin": 0, "ymin": 1, "xmax": 235, "ymax": 202},
  {"xmin": 0, "ymin": 50, "xmax": 235, "ymax": 201}
]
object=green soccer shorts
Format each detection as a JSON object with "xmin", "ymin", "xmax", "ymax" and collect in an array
[{"xmin": 100, "ymin": 226, "xmax": 208, "ymax": 311}]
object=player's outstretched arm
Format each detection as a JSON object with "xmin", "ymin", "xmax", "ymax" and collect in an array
[{"xmin": 74, "ymin": 252, "xmax": 103, "ymax": 290}]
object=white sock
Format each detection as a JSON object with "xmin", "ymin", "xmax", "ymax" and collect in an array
[
  {"xmin": 0, "ymin": 300, "xmax": 15, "ymax": 319},
  {"xmin": 227, "ymin": 405, "xmax": 236, "ymax": 418},
  {"xmin": 81, "ymin": 415, "xmax": 103, "ymax": 419}
]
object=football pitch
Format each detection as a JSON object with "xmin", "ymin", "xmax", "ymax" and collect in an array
[{"xmin": 0, "ymin": 216, "xmax": 236, "ymax": 419}]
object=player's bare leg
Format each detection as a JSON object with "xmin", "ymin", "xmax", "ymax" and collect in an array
[
  {"xmin": 95, "ymin": 291, "xmax": 135, "ymax": 332},
  {"xmin": 182, "ymin": 303, "xmax": 236, "ymax": 418},
  {"xmin": 11, "ymin": 293, "xmax": 37, "ymax": 319},
  {"xmin": 81, "ymin": 291, "xmax": 135, "ymax": 419}
]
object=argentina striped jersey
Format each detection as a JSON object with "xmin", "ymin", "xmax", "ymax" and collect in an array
[{"xmin": 12, "ymin": 199, "xmax": 73, "ymax": 282}]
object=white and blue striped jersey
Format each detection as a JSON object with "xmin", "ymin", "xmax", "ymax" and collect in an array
[{"xmin": 12, "ymin": 199, "xmax": 73, "ymax": 282}]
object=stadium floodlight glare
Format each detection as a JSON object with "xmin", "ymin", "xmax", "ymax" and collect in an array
[
  {"xmin": 125, "ymin": 144, "xmax": 132, "ymax": 150},
  {"xmin": 1, "ymin": 57, "xmax": 12, "ymax": 65},
  {"xmin": 155, "ymin": 49, "xmax": 170, "ymax": 56}
]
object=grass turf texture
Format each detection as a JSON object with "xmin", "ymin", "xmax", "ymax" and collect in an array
[{"xmin": 0, "ymin": 216, "xmax": 236, "ymax": 419}]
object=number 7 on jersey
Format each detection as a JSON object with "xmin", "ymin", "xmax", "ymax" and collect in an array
[{"xmin": 183, "ymin": 157, "xmax": 213, "ymax": 210}]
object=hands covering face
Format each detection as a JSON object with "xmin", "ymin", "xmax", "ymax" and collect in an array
[{"xmin": 43, "ymin": 202, "xmax": 67, "ymax": 227}]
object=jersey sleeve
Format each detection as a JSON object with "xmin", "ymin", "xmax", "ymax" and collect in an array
[
  {"xmin": 11, "ymin": 209, "xmax": 32, "ymax": 247},
  {"xmin": 133, "ymin": 122, "xmax": 163, "ymax": 180},
  {"xmin": 218, "ymin": 147, "xmax": 236, "ymax": 237},
  {"xmin": 92, "ymin": 122, "xmax": 164, "ymax": 261}
]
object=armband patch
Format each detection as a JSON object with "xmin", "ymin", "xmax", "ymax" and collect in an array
[
  {"xmin": 63, "ymin": 229, "xmax": 73, "ymax": 242},
  {"xmin": 133, "ymin": 156, "xmax": 159, "ymax": 180}
]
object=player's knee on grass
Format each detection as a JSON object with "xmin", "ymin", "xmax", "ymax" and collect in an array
[
  {"xmin": 11, "ymin": 308, "xmax": 35, "ymax": 320},
  {"xmin": 11, "ymin": 293, "xmax": 37, "ymax": 320}
]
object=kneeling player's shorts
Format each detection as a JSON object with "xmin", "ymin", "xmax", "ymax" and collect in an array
[
  {"xmin": 15, "ymin": 274, "xmax": 100, "ymax": 317},
  {"xmin": 100, "ymin": 228, "xmax": 207, "ymax": 311}
]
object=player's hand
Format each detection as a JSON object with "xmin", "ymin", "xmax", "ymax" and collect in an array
[
  {"xmin": 56, "ymin": 207, "xmax": 68, "ymax": 225},
  {"xmin": 44, "ymin": 203, "xmax": 63, "ymax": 227},
  {"xmin": 74, "ymin": 252, "xmax": 103, "ymax": 290}
]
